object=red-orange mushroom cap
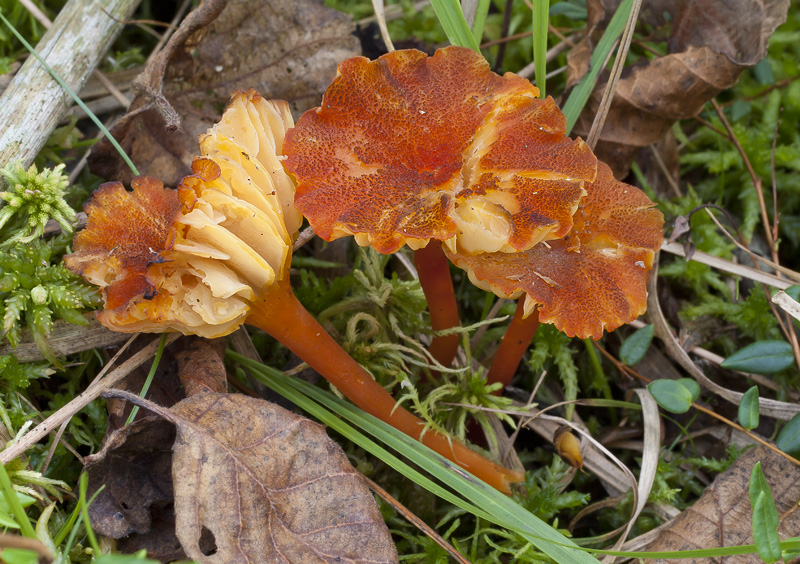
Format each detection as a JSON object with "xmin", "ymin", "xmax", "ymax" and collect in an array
[
  {"xmin": 65, "ymin": 91, "xmax": 298, "ymax": 338},
  {"xmin": 447, "ymin": 162, "xmax": 664, "ymax": 340},
  {"xmin": 284, "ymin": 46, "xmax": 597, "ymax": 256}
]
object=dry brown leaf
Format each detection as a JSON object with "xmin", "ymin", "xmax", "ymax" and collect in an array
[
  {"xmin": 95, "ymin": 390, "xmax": 399, "ymax": 564},
  {"xmin": 640, "ymin": 445, "xmax": 800, "ymax": 563},
  {"xmin": 89, "ymin": 0, "xmax": 360, "ymax": 186},
  {"xmin": 175, "ymin": 336, "xmax": 228, "ymax": 396},
  {"xmin": 567, "ymin": 0, "xmax": 789, "ymax": 177},
  {"xmin": 85, "ymin": 417, "xmax": 178, "ymax": 556}
]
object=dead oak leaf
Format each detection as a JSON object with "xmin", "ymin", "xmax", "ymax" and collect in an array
[
  {"xmin": 100, "ymin": 390, "xmax": 399, "ymax": 564},
  {"xmin": 567, "ymin": 0, "xmax": 789, "ymax": 177},
  {"xmin": 89, "ymin": 0, "xmax": 360, "ymax": 187},
  {"xmin": 640, "ymin": 445, "xmax": 800, "ymax": 563}
]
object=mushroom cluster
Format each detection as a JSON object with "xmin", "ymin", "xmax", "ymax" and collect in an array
[
  {"xmin": 283, "ymin": 46, "xmax": 600, "ymax": 369},
  {"xmin": 66, "ymin": 89, "xmax": 523, "ymax": 494},
  {"xmin": 67, "ymin": 47, "xmax": 664, "ymax": 494},
  {"xmin": 283, "ymin": 46, "xmax": 664, "ymax": 386}
]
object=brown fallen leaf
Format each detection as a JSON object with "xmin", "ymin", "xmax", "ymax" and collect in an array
[
  {"xmin": 638, "ymin": 445, "xmax": 800, "ymax": 563},
  {"xmin": 567, "ymin": 0, "xmax": 789, "ymax": 177},
  {"xmin": 95, "ymin": 390, "xmax": 399, "ymax": 564},
  {"xmin": 85, "ymin": 417, "xmax": 176, "ymax": 543},
  {"xmin": 89, "ymin": 0, "xmax": 360, "ymax": 186},
  {"xmin": 175, "ymin": 336, "xmax": 228, "ymax": 396}
]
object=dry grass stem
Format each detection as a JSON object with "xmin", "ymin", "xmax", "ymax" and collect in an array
[
  {"xmin": 661, "ymin": 241, "xmax": 792, "ymax": 289},
  {"xmin": 370, "ymin": 0, "xmax": 396, "ymax": 52},
  {"xmin": 0, "ymin": 334, "xmax": 179, "ymax": 465},
  {"xmin": 585, "ymin": 0, "xmax": 643, "ymax": 149}
]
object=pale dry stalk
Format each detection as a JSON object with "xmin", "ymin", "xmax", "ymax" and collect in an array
[{"xmin": 0, "ymin": 0, "xmax": 141, "ymax": 172}]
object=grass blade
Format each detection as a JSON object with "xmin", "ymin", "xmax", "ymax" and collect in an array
[
  {"xmin": 532, "ymin": 0, "xmax": 549, "ymax": 97},
  {"xmin": 230, "ymin": 352, "xmax": 599, "ymax": 564},
  {"xmin": 561, "ymin": 0, "xmax": 633, "ymax": 134},
  {"xmin": 471, "ymin": 0, "xmax": 491, "ymax": 44},
  {"xmin": 430, "ymin": 0, "xmax": 481, "ymax": 51}
]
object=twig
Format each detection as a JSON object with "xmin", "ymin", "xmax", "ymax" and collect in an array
[
  {"xmin": 0, "ymin": 334, "xmax": 179, "ymax": 465},
  {"xmin": 548, "ymin": 22, "xmax": 575, "ymax": 47},
  {"xmin": 741, "ymin": 74, "xmax": 800, "ymax": 103},
  {"xmin": 700, "ymin": 208, "xmax": 800, "ymax": 282},
  {"xmin": 691, "ymin": 114, "xmax": 731, "ymax": 141},
  {"xmin": 493, "ymin": 0, "xmax": 515, "ymax": 71},
  {"xmin": 370, "ymin": 0, "xmax": 395, "ymax": 52},
  {"xmin": 481, "ymin": 30, "xmax": 532, "ymax": 49},
  {"xmin": 40, "ymin": 420, "xmax": 70, "ymax": 475},
  {"xmin": 710, "ymin": 99, "xmax": 775, "ymax": 258},
  {"xmin": 12, "ymin": 391, "xmax": 85, "ymax": 465},
  {"xmin": 0, "ymin": 533, "xmax": 52, "ymax": 563},
  {"xmin": 770, "ymin": 108, "xmax": 782, "ymax": 245},
  {"xmin": 648, "ymin": 144, "xmax": 681, "ymax": 198},
  {"xmin": 144, "ymin": 0, "xmax": 193, "ymax": 67},
  {"xmin": 18, "ymin": 0, "xmax": 131, "ymax": 108},
  {"xmin": 365, "ymin": 476, "xmax": 471, "ymax": 564},
  {"xmin": 0, "ymin": 0, "xmax": 141, "ymax": 172},
  {"xmin": 292, "ymin": 225, "xmax": 316, "ymax": 252},
  {"xmin": 660, "ymin": 241, "xmax": 792, "ymax": 290},
  {"xmin": 709, "ymin": 98, "xmax": 800, "ymax": 370},
  {"xmin": 648, "ymin": 260, "xmax": 800, "ymax": 420}
]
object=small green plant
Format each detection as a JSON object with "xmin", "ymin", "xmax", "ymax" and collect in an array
[
  {"xmin": 0, "ymin": 355, "xmax": 54, "ymax": 390},
  {"xmin": 0, "ymin": 239, "xmax": 101, "ymax": 369},
  {"xmin": 0, "ymin": 161, "xmax": 100, "ymax": 371},
  {"xmin": 0, "ymin": 161, "xmax": 76, "ymax": 247}
]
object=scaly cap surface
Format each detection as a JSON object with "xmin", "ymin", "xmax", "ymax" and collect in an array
[
  {"xmin": 284, "ymin": 46, "xmax": 597, "ymax": 255},
  {"xmin": 447, "ymin": 162, "xmax": 664, "ymax": 339}
]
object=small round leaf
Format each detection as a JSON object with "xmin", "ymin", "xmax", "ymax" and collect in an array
[
  {"xmin": 749, "ymin": 462, "xmax": 781, "ymax": 563},
  {"xmin": 620, "ymin": 324, "xmax": 654, "ymax": 366},
  {"xmin": 720, "ymin": 340, "xmax": 794, "ymax": 375},
  {"xmin": 676, "ymin": 378, "xmax": 701, "ymax": 402},
  {"xmin": 777, "ymin": 412, "xmax": 800, "ymax": 455},
  {"xmin": 738, "ymin": 386, "xmax": 760, "ymax": 431},
  {"xmin": 647, "ymin": 379, "xmax": 693, "ymax": 414}
]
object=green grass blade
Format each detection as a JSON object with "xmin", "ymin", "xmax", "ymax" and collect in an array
[
  {"xmin": 430, "ymin": 0, "xmax": 481, "ymax": 51},
  {"xmin": 561, "ymin": 0, "xmax": 633, "ymax": 134},
  {"xmin": 0, "ymin": 12, "xmax": 139, "ymax": 176},
  {"xmin": 471, "ymin": 0, "xmax": 491, "ymax": 44},
  {"xmin": 230, "ymin": 352, "xmax": 599, "ymax": 564},
  {"xmin": 532, "ymin": 0, "xmax": 550, "ymax": 98},
  {"xmin": 231, "ymin": 353, "xmax": 790, "ymax": 561},
  {"xmin": 125, "ymin": 334, "xmax": 168, "ymax": 425},
  {"xmin": 0, "ymin": 463, "xmax": 36, "ymax": 538}
]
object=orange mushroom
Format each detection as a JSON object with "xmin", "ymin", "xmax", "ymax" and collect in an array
[
  {"xmin": 446, "ymin": 162, "xmax": 665, "ymax": 388},
  {"xmin": 65, "ymin": 89, "xmax": 523, "ymax": 493},
  {"xmin": 283, "ymin": 46, "xmax": 597, "ymax": 369}
]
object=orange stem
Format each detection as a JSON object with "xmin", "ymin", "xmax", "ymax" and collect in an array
[
  {"xmin": 246, "ymin": 281, "xmax": 523, "ymax": 493},
  {"xmin": 486, "ymin": 298, "xmax": 540, "ymax": 389},
  {"xmin": 414, "ymin": 240, "xmax": 460, "ymax": 368}
]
